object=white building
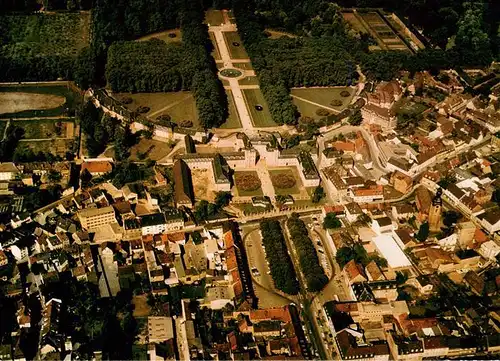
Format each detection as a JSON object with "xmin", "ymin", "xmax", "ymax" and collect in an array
[
  {"xmin": 479, "ymin": 209, "xmax": 500, "ymax": 234},
  {"xmin": 479, "ymin": 240, "xmax": 500, "ymax": 261},
  {"xmin": 0, "ymin": 163, "xmax": 19, "ymax": 181}
]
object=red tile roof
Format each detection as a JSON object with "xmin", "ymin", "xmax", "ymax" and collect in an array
[{"xmin": 81, "ymin": 161, "xmax": 113, "ymax": 175}]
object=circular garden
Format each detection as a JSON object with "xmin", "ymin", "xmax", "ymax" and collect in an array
[
  {"xmin": 220, "ymin": 68, "xmax": 243, "ymax": 78},
  {"xmin": 340, "ymin": 90, "xmax": 351, "ymax": 97},
  {"xmin": 271, "ymin": 173, "xmax": 296, "ymax": 189},
  {"xmin": 235, "ymin": 173, "xmax": 261, "ymax": 191}
]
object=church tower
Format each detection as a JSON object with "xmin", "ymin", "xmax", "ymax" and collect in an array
[{"xmin": 429, "ymin": 188, "xmax": 443, "ymax": 232}]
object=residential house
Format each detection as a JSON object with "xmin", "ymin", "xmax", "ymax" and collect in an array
[
  {"xmin": 344, "ymin": 260, "xmax": 367, "ymax": 285},
  {"xmin": 80, "ymin": 160, "xmax": 113, "ymax": 177}
]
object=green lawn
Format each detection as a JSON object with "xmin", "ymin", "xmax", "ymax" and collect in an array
[
  {"xmin": 0, "ymin": 85, "xmax": 82, "ymax": 119},
  {"xmin": 239, "ymin": 76, "xmax": 260, "ymax": 86},
  {"xmin": 209, "ymin": 32, "xmax": 221, "ymax": 60},
  {"xmin": 291, "ymin": 87, "xmax": 355, "ymax": 112},
  {"xmin": 205, "ymin": 9, "xmax": 225, "ymax": 25},
  {"xmin": 11, "ymin": 118, "xmax": 74, "ymax": 139},
  {"xmin": 268, "ymin": 169, "xmax": 301, "ymax": 195},
  {"xmin": 223, "ymin": 31, "xmax": 249, "ymax": 59},
  {"xmin": 242, "ymin": 89, "xmax": 276, "ymax": 127},
  {"xmin": 293, "ymin": 97, "xmax": 330, "ymax": 120},
  {"xmin": 233, "ymin": 62, "xmax": 253, "ymax": 70},
  {"xmin": 115, "ymin": 91, "xmax": 200, "ymax": 128},
  {"xmin": 137, "ymin": 29, "xmax": 182, "ymax": 44},
  {"xmin": 219, "ymin": 90, "xmax": 242, "ymax": 129},
  {"xmin": 17, "ymin": 138, "xmax": 76, "ymax": 156},
  {"xmin": 234, "ymin": 203, "xmax": 272, "ymax": 215},
  {"xmin": 234, "ymin": 171, "xmax": 264, "ymax": 197}
]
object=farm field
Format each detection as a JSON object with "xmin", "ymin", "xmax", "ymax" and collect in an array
[
  {"xmin": 220, "ymin": 90, "xmax": 242, "ymax": 129},
  {"xmin": 223, "ymin": 31, "xmax": 249, "ymax": 59},
  {"xmin": 113, "ymin": 92, "xmax": 200, "ymax": 128},
  {"xmin": 242, "ymin": 89, "xmax": 276, "ymax": 127},
  {"xmin": 11, "ymin": 118, "xmax": 75, "ymax": 139},
  {"xmin": 129, "ymin": 138, "xmax": 175, "ymax": 161},
  {"xmin": 0, "ymin": 12, "xmax": 90, "ymax": 56},
  {"xmin": 0, "ymin": 84, "xmax": 82, "ymax": 119},
  {"xmin": 234, "ymin": 171, "xmax": 263, "ymax": 197},
  {"xmin": 268, "ymin": 169, "xmax": 301, "ymax": 196},
  {"xmin": 137, "ymin": 29, "xmax": 182, "ymax": 44},
  {"xmin": 291, "ymin": 87, "xmax": 355, "ymax": 112},
  {"xmin": 205, "ymin": 9, "xmax": 225, "ymax": 26}
]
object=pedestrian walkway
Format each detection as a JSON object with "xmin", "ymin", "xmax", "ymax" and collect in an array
[{"xmin": 208, "ymin": 12, "xmax": 257, "ymax": 130}]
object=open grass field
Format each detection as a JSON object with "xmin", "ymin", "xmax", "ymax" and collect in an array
[
  {"xmin": 239, "ymin": 76, "xmax": 260, "ymax": 86},
  {"xmin": 205, "ymin": 9, "xmax": 225, "ymax": 26},
  {"xmin": 0, "ymin": 12, "xmax": 90, "ymax": 57},
  {"xmin": 17, "ymin": 138, "xmax": 75, "ymax": 156},
  {"xmin": 242, "ymin": 89, "xmax": 277, "ymax": 127},
  {"xmin": 220, "ymin": 90, "xmax": 242, "ymax": 129},
  {"xmin": 234, "ymin": 171, "xmax": 264, "ymax": 197},
  {"xmin": 0, "ymin": 84, "xmax": 82, "ymax": 119},
  {"xmin": 292, "ymin": 98, "xmax": 331, "ymax": 120},
  {"xmin": 114, "ymin": 91, "xmax": 200, "ymax": 127},
  {"xmin": 291, "ymin": 87, "xmax": 355, "ymax": 112},
  {"xmin": 268, "ymin": 169, "xmax": 301, "ymax": 195},
  {"xmin": 129, "ymin": 138, "xmax": 175, "ymax": 161},
  {"xmin": 209, "ymin": 32, "xmax": 222, "ymax": 60},
  {"xmin": 137, "ymin": 29, "xmax": 182, "ymax": 44},
  {"xmin": 11, "ymin": 118, "xmax": 75, "ymax": 139},
  {"xmin": 223, "ymin": 31, "xmax": 249, "ymax": 59}
]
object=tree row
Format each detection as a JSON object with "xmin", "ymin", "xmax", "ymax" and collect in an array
[
  {"xmin": 259, "ymin": 220, "xmax": 300, "ymax": 295},
  {"xmin": 286, "ymin": 214, "xmax": 328, "ymax": 292}
]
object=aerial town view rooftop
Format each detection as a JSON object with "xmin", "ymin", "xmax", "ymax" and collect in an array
[{"xmin": 1, "ymin": 0, "xmax": 500, "ymax": 360}]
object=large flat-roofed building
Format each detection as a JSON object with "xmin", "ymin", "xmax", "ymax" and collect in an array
[
  {"xmin": 173, "ymin": 160, "xmax": 194, "ymax": 208},
  {"xmin": 148, "ymin": 316, "xmax": 174, "ymax": 343},
  {"xmin": 78, "ymin": 206, "xmax": 116, "ymax": 232}
]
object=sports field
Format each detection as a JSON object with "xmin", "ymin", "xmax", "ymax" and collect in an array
[
  {"xmin": 223, "ymin": 31, "xmax": 249, "ymax": 59},
  {"xmin": 242, "ymin": 89, "xmax": 276, "ymax": 127}
]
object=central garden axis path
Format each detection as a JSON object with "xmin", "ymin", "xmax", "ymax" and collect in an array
[{"xmin": 209, "ymin": 15, "xmax": 256, "ymax": 130}]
